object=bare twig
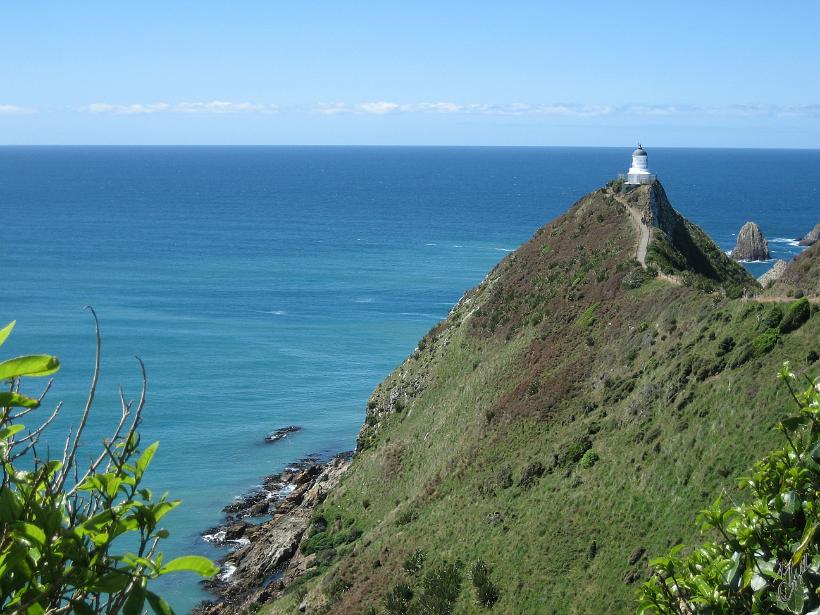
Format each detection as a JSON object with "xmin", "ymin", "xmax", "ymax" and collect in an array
[
  {"xmin": 9, "ymin": 401, "xmax": 63, "ymax": 462},
  {"xmin": 55, "ymin": 306, "xmax": 101, "ymax": 492}
]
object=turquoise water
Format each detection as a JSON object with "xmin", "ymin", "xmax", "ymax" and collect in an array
[{"xmin": 1, "ymin": 146, "xmax": 817, "ymax": 611}]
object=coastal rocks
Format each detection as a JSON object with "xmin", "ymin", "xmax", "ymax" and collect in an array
[
  {"xmin": 798, "ymin": 223, "xmax": 820, "ymax": 246},
  {"xmin": 195, "ymin": 453, "xmax": 352, "ymax": 615},
  {"xmin": 758, "ymin": 259, "xmax": 787, "ymax": 287},
  {"xmin": 265, "ymin": 425, "xmax": 301, "ymax": 443},
  {"xmin": 732, "ymin": 221, "xmax": 770, "ymax": 261},
  {"xmin": 216, "ymin": 454, "xmax": 320, "ymax": 522}
]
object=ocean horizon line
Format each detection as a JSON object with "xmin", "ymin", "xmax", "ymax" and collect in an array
[{"xmin": 1, "ymin": 143, "xmax": 819, "ymax": 151}]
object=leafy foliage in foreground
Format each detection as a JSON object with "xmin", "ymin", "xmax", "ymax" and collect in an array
[
  {"xmin": 0, "ymin": 317, "xmax": 217, "ymax": 614},
  {"xmin": 638, "ymin": 364, "xmax": 820, "ymax": 614}
]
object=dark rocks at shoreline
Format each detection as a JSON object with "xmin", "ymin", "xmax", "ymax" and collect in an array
[
  {"xmin": 194, "ymin": 452, "xmax": 353, "ymax": 615},
  {"xmin": 214, "ymin": 454, "xmax": 321, "ymax": 524},
  {"xmin": 798, "ymin": 223, "xmax": 820, "ymax": 246},
  {"xmin": 264, "ymin": 425, "xmax": 301, "ymax": 443},
  {"xmin": 732, "ymin": 221, "xmax": 770, "ymax": 261}
]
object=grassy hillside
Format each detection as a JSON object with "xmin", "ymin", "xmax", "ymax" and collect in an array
[
  {"xmin": 261, "ymin": 184, "xmax": 819, "ymax": 614},
  {"xmin": 765, "ymin": 240, "xmax": 820, "ymax": 298}
]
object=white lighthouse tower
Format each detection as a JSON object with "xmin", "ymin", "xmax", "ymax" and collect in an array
[{"xmin": 625, "ymin": 144, "xmax": 655, "ymax": 185}]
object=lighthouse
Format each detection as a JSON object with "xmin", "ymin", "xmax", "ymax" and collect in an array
[{"xmin": 625, "ymin": 144, "xmax": 655, "ymax": 185}]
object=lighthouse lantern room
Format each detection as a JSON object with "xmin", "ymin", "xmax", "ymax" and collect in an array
[{"xmin": 625, "ymin": 144, "xmax": 656, "ymax": 185}]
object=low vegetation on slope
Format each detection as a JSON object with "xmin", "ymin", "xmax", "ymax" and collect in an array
[
  {"xmin": 261, "ymin": 184, "xmax": 819, "ymax": 614},
  {"xmin": 640, "ymin": 366, "xmax": 819, "ymax": 614}
]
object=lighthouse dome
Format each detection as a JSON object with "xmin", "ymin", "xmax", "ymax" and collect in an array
[{"xmin": 624, "ymin": 144, "xmax": 655, "ymax": 185}]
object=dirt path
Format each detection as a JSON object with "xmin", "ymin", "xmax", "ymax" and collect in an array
[
  {"xmin": 742, "ymin": 294, "xmax": 820, "ymax": 304},
  {"xmin": 612, "ymin": 193, "xmax": 649, "ymax": 267}
]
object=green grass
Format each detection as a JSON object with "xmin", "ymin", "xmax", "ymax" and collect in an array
[{"xmin": 260, "ymin": 186, "xmax": 819, "ymax": 615}]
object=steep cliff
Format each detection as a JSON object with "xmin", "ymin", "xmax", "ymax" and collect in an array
[
  {"xmin": 798, "ymin": 222, "xmax": 820, "ymax": 246},
  {"xmin": 252, "ymin": 182, "xmax": 817, "ymax": 614},
  {"xmin": 731, "ymin": 221, "xmax": 771, "ymax": 261}
]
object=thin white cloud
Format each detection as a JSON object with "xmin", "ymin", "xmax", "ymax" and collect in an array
[
  {"xmin": 315, "ymin": 101, "xmax": 466, "ymax": 115},
  {"xmin": 72, "ymin": 100, "xmax": 820, "ymax": 119},
  {"xmin": 79, "ymin": 101, "xmax": 278, "ymax": 115},
  {"xmin": 0, "ymin": 104, "xmax": 36, "ymax": 115},
  {"xmin": 358, "ymin": 101, "xmax": 401, "ymax": 115},
  {"xmin": 774, "ymin": 104, "xmax": 820, "ymax": 117},
  {"xmin": 313, "ymin": 102, "xmax": 615, "ymax": 117},
  {"xmin": 623, "ymin": 103, "xmax": 820, "ymax": 117}
]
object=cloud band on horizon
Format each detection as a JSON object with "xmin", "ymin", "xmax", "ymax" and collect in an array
[{"xmin": 3, "ymin": 101, "xmax": 818, "ymax": 119}]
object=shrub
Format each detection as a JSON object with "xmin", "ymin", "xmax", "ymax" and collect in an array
[
  {"xmin": 301, "ymin": 511, "xmax": 362, "ymax": 554},
  {"xmin": 761, "ymin": 305, "xmax": 784, "ymax": 330},
  {"xmin": 580, "ymin": 450, "xmax": 600, "ymax": 469},
  {"xmin": 518, "ymin": 462, "xmax": 545, "ymax": 488},
  {"xmin": 561, "ymin": 436, "xmax": 593, "ymax": 467},
  {"xmin": 752, "ymin": 328, "xmax": 780, "ymax": 357},
  {"xmin": 729, "ymin": 343, "xmax": 755, "ymax": 369},
  {"xmin": 403, "ymin": 549, "xmax": 426, "ymax": 575},
  {"xmin": 383, "ymin": 582, "xmax": 414, "ymax": 615},
  {"xmin": 622, "ymin": 267, "xmax": 656, "ymax": 290},
  {"xmin": 716, "ymin": 336, "xmax": 735, "ymax": 357},
  {"xmin": 417, "ymin": 561, "xmax": 464, "ymax": 614},
  {"xmin": 638, "ymin": 364, "xmax": 820, "ymax": 614},
  {"xmin": 471, "ymin": 560, "xmax": 500, "ymax": 608},
  {"xmin": 397, "ymin": 508, "xmax": 418, "ymax": 526},
  {"xmin": 779, "ymin": 297, "xmax": 811, "ymax": 333},
  {"xmin": 326, "ymin": 576, "xmax": 352, "ymax": 600},
  {"xmin": 0, "ymin": 317, "xmax": 217, "ymax": 614},
  {"xmin": 575, "ymin": 303, "xmax": 599, "ymax": 328}
]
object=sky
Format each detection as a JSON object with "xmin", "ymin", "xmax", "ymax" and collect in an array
[{"xmin": 1, "ymin": 2, "xmax": 818, "ymax": 147}]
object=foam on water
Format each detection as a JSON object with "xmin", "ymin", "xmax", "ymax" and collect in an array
[{"xmin": 770, "ymin": 237, "xmax": 802, "ymax": 247}]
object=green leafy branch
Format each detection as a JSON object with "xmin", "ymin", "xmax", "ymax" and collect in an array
[{"xmin": 0, "ymin": 312, "xmax": 218, "ymax": 615}]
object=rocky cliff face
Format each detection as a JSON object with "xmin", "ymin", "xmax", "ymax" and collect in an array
[
  {"xmin": 732, "ymin": 221, "xmax": 770, "ymax": 261},
  {"xmin": 618, "ymin": 182, "xmax": 757, "ymax": 295},
  {"xmin": 758, "ymin": 259, "xmax": 787, "ymax": 287},
  {"xmin": 195, "ymin": 455, "xmax": 351, "ymax": 615},
  {"xmin": 799, "ymin": 223, "xmax": 820, "ymax": 246},
  {"xmin": 619, "ymin": 180, "xmax": 681, "ymax": 240}
]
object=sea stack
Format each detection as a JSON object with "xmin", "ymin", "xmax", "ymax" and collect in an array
[
  {"xmin": 732, "ymin": 221, "xmax": 770, "ymax": 261},
  {"xmin": 798, "ymin": 223, "xmax": 820, "ymax": 246}
]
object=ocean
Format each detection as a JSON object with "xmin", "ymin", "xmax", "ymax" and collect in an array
[{"xmin": 1, "ymin": 146, "xmax": 817, "ymax": 611}]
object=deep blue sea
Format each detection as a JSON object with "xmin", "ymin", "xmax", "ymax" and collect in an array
[{"xmin": 1, "ymin": 146, "xmax": 817, "ymax": 612}]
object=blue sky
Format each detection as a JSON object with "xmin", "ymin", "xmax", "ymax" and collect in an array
[{"xmin": 1, "ymin": 2, "xmax": 818, "ymax": 146}]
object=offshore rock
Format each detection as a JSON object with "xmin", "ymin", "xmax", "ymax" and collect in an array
[
  {"xmin": 732, "ymin": 221, "xmax": 770, "ymax": 261},
  {"xmin": 758, "ymin": 259, "xmax": 787, "ymax": 287},
  {"xmin": 265, "ymin": 425, "xmax": 301, "ymax": 443},
  {"xmin": 798, "ymin": 223, "xmax": 820, "ymax": 246}
]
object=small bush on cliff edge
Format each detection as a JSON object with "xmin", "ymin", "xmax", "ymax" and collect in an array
[
  {"xmin": 0, "ymin": 316, "xmax": 217, "ymax": 615},
  {"xmin": 779, "ymin": 297, "xmax": 811, "ymax": 334},
  {"xmin": 637, "ymin": 363, "xmax": 819, "ymax": 614}
]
